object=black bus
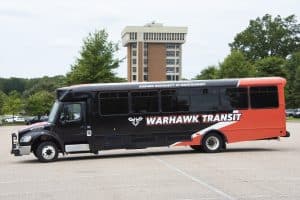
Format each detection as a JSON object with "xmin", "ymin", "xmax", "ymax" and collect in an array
[{"xmin": 11, "ymin": 77, "xmax": 289, "ymax": 162}]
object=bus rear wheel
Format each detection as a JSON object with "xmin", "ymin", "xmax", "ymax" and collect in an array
[{"xmin": 201, "ymin": 133, "xmax": 223, "ymax": 153}]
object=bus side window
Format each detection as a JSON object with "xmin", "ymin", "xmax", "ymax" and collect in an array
[
  {"xmin": 131, "ymin": 91, "xmax": 159, "ymax": 113},
  {"xmin": 220, "ymin": 88, "xmax": 248, "ymax": 110},
  {"xmin": 250, "ymin": 86, "xmax": 278, "ymax": 109},
  {"xmin": 99, "ymin": 92, "xmax": 129, "ymax": 115},
  {"xmin": 161, "ymin": 89, "xmax": 190, "ymax": 112},
  {"xmin": 190, "ymin": 88, "xmax": 219, "ymax": 111}
]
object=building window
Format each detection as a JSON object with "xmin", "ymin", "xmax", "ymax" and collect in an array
[
  {"xmin": 166, "ymin": 51, "xmax": 175, "ymax": 57},
  {"xmin": 132, "ymin": 75, "xmax": 136, "ymax": 81},
  {"xmin": 166, "ymin": 67, "xmax": 175, "ymax": 72},
  {"xmin": 144, "ymin": 59, "xmax": 148, "ymax": 64},
  {"xmin": 131, "ymin": 43, "xmax": 136, "ymax": 48},
  {"xmin": 132, "ymin": 50, "xmax": 136, "ymax": 56},
  {"xmin": 176, "ymin": 67, "xmax": 180, "ymax": 73},
  {"xmin": 132, "ymin": 59, "xmax": 136, "ymax": 64},
  {"xmin": 144, "ymin": 75, "xmax": 148, "ymax": 81},
  {"xmin": 166, "ymin": 59, "xmax": 175, "ymax": 65},
  {"xmin": 175, "ymin": 75, "xmax": 179, "ymax": 80},
  {"xmin": 166, "ymin": 75, "xmax": 174, "ymax": 81},
  {"xmin": 144, "ymin": 50, "xmax": 148, "ymax": 57},
  {"xmin": 166, "ymin": 43, "xmax": 175, "ymax": 49},
  {"xmin": 144, "ymin": 67, "xmax": 148, "ymax": 73},
  {"xmin": 176, "ymin": 51, "xmax": 180, "ymax": 56},
  {"xmin": 132, "ymin": 67, "xmax": 136, "ymax": 73}
]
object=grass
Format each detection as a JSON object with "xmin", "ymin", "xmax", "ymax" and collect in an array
[
  {"xmin": 0, "ymin": 122, "xmax": 26, "ymax": 126},
  {"xmin": 286, "ymin": 116, "xmax": 300, "ymax": 122}
]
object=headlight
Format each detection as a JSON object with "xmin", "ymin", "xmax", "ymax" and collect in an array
[{"xmin": 20, "ymin": 135, "xmax": 32, "ymax": 143}]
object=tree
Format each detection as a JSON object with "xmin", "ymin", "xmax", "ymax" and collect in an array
[
  {"xmin": 2, "ymin": 91, "xmax": 23, "ymax": 118},
  {"xmin": 0, "ymin": 91, "xmax": 7, "ymax": 115},
  {"xmin": 254, "ymin": 56, "xmax": 286, "ymax": 77},
  {"xmin": 285, "ymin": 52, "xmax": 300, "ymax": 108},
  {"xmin": 294, "ymin": 65, "xmax": 300, "ymax": 106},
  {"xmin": 25, "ymin": 91, "xmax": 54, "ymax": 116},
  {"xmin": 219, "ymin": 51, "xmax": 256, "ymax": 78},
  {"xmin": 66, "ymin": 29, "xmax": 122, "ymax": 84},
  {"xmin": 229, "ymin": 14, "xmax": 300, "ymax": 61},
  {"xmin": 23, "ymin": 75, "xmax": 66, "ymax": 97},
  {"xmin": 193, "ymin": 66, "xmax": 219, "ymax": 80}
]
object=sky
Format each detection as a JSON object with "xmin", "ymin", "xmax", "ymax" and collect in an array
[{"xmin": 0, "ymin": 0, "xmax": 299, "ymax": 79}]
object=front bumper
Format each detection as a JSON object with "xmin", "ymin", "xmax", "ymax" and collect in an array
[{"xmin": 11, "ymin": 133, "xmax": 31, "ymax": 156}]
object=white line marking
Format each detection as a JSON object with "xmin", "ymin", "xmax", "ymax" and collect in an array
[{"xmin": 151, "ymin": 156, "xmax": 236, "ymax": 200}]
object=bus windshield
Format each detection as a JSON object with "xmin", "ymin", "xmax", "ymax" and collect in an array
[{"xmin": 48, "ymin": 101, "xmax": 61, "ymax": 124}]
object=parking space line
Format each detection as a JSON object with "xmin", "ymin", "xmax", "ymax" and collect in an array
[{"xmin": 150, "ymin": 156, "xmax": 236, "ymax": 200}]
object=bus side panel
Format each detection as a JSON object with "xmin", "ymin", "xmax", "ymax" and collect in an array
[
  {"xmin": 221, "ymin": 109, "xmax": 286, "ymax": 143},
  {"xmin": 221, "ymin": 84, "xmax": 286, "ymax": 143},
  {"xmin": 174, "ymin": 83, "xmax": 286, "ymax": 146}
]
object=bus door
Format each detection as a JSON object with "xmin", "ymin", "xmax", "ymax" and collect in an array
[{"xmin": 55, "ymin": 102, "xmax": 88, "ymax": 145}]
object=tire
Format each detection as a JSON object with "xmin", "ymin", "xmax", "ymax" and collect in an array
[
  {"xmin": 33, "ymin": 150, "xmax": 38, "ymax": 158},
  {"xmin": 35, "ymin": 141, "xmax": 58, "ymax": 162},
  {"xmin": 201, "ymin": 133, "xmax": 223, "ymax": 153}
]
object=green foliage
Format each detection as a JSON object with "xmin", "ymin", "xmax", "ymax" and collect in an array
[
  {"xmin": 0, "ymin": 91, "xmax": 7, "ymax": 115},
  {"xmin": 23, "ymin": 75, "xmax": 66, "ymax": 97},
  {"xmin": 294, "ymin": 65, "xmax": 300, "ymax": 106},
  {"xmin": 285, "ymin": 52, "xmax": 300, "ymax": 108},
  {"xmin": 0, "ymin": 77, "xmax": 26, "ymax": 94},
  {"xmin": 229, "ymin": 14, "xmax": 300, "ymax": 61},
  {"xmin": 67, "ymin": 29, "xmax": 122, "ymax": 84},
  {"xmin": 194, "ymin": 66, "xmax": 219, "ymax": 80},
  {"xmin": 2, "ymin": 91, "xmax": 23, "ymax": 116},
  {"xmin": 255, "ymin": 56, "xmax": 287, "ymax": 77},
  {"xmin": 219, "ymin": 51, "xmax": 256, "ymax": 78},
  {"xmin": 25, "ymin": 91, "xmax": 54, "ymax": 116}
]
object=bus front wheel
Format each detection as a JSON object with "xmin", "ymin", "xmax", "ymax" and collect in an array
[
  {"xmin": 35, "ymin": 141, "xmax": 58, "ymax": 162},
  {"xmin": 201, "ymin": 133, "xmax": 223, "ymax": 153}
]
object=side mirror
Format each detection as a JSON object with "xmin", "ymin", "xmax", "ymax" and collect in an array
[{"xmin": 59, "ymin": 116, "xmax": 66, "ymax": 125}]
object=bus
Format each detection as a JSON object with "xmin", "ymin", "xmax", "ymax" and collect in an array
[{"xmin": 11, "ymin": 77, "xmax": 290, "ymax": 162}]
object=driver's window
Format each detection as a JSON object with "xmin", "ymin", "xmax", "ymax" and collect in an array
[{"xmin": 60, "ymin": 103, "xmax": 82, "ymax": 122}]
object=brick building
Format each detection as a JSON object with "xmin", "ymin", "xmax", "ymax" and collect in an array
[{"xmin": 122, "ymin": 22, "xmax": 188, "ymax": 82}]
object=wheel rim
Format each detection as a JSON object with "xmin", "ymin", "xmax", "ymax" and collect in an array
[
  {"xmin": 41, "ymin": 145, "xmax": 56, "ymax": 160},
  {"xmin": 205, "ymin": 136, "xmax": 220, "ymax": 151}
]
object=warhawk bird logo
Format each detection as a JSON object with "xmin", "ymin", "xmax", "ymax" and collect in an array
[{"xmin": 128, "ymin": 117, "xmax": 143, "ymax": 127}]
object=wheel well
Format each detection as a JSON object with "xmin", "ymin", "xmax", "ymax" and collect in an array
[
  {"xmin": 202, "ymin": 130, "xmax": 227, "ymax": 146},
  {"xmin": 31, "ymin": 135, "xmax": 62, "ymax": 153}
]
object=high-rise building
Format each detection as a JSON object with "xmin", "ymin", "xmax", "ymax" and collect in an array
[{"xmin": 122, "ymin": 22, "xmax": 188, "ymax": 82}]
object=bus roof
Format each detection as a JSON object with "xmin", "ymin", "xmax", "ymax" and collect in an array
[{"xmin": 58, "ymin": 77, "xmax": 285, "ymax": 93}]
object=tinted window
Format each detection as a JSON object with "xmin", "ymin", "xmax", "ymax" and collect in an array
[
  {"xmin": 220, "ymin": 88, "xmax": 248, "ymax": 110},
  {"xmin": 99, "ymin": 92, "xmax": 129, "ymax": 115},
  {"xmin": 190, "ymin": 88, "xmax": 219, "ymax": 111},
  {"xmin": 250, "ymin": 86, "xmax": 278, "ymax": 108},
  {"xmin": 131, "ymin": 91, "xmax": 158, "ymax": 113},
  {"xmin": 161, "ymin": 89, "xmax": 190, "ymax": 112},
  {"xmin": 60, "ymin": 103, "xmax": 81, "ymax": 122}
]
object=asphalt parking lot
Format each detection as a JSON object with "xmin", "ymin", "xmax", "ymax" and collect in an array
[{"xmin": 0, "ymin": 123, "xmax": 299, "ymax": 200}]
